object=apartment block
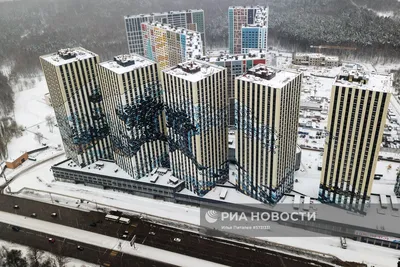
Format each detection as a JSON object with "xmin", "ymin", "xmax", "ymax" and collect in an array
[
  {"xmin": 235, "ymin": 65, "xmax": 302, "ymax": 203},
  {"xmin": 228, "ymin": 6, "xmax": 269, "ymax": 54},
  {"xmin": 320, "ymin": 68, "xmax": 392, "ymax": 210},
  {"xmin": 162, "ymin": 60, "xmax": 228, "ymax": 195},
  {"xmin": 98, "ymin": 54, "xmax": 169, "ymax": 179},
  {"xmin": 40, "ymin": 48, "xmax": 112, "ymax": 167},
  {"xmin": 125, "ymin": 10, "xmax": 205, "ymax": 56},
  {"xmin": 199, "ymin": 50, "xmax": 267, "ymax": 125},
  {"xmin": 142, "ymin": 22, "xmax": 203, "ymax": 71}
]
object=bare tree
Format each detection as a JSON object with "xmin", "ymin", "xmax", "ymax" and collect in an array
[
  {"xmin": 45, "ymin": 115, "xmax": 54, "ymax": 133},
  {"xmin": 27, "ymin": 247, "xmax": 44, "ymax": 267},
  {"xmin": 34, "ymin": 132, "xmax": 44, "ymax": 144},
  {"xmin": 54, "ymin": 247, "xmax": 69, "ymax": 267}
]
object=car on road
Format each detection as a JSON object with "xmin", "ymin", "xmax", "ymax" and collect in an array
[
  {"xmin": 173, "ymin": 238, "xmax": 181, "ymax": 243},
  {"xmin": 149, "ymin": 232, "xmax": 156, "ymax": 236},
  {"xmin": 51, "ymin": 213, "xmax": 57, "ymax": 217},
  {"xmin": 14, "ymin": 205, "xmax": 19, "ymax": 209},
  {"xmin": 31, "ymin": 213, "xmax": 37, "ymax": 218},
  {"xmin": 124, "ymin": 231, "xmax": 129, "ymax": 235},
  {"xmin": 122, "ymin": 235, "xmax": 128, "ymax": 239},
  {"xmin": 89, "ymin": 222, "xmax": 97, "ymax": 227},
  {"xmin": 12, "ymin": 226, "xmax": 20, "ymax": 232},
  {"xmin": 77, "ymin": 245, "xmax": 84, "ymax": 251},
  {"xmin": 48, "ymin": 238, "xmax": 55, "ymax": 243}
]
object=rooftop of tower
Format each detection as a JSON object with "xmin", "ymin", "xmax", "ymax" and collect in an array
[
  {"xmin": 40, "ymin": 47, "xmax": 97, "ymax": 66},
  {"xmin": 229, "ymin": 5, "xmax": 268, "ymax": 10},
  {"xmin": 99, "ymin": 54, "xmax": 155, "ymax": 74},
  {"xmin": 163, "ymin": 60, "xmax": 225, "ymax": 82},
  {"xmin": 142, "ymin": 21, "xmax": 203, "ymax": 60},
  {"xmin": 237, "ymin": 64, "xmax": 300, "ymax": 88},
  {"xmin": 199, "ymin": 49, "xmax": 266, "ymax": 63},
  {"xmin": 124, "ymin": 9, "xmax": 204, "ymax": 19},
  {"xmin": 334, "ymin": 67, "xmax": 393, "ymax": 93}
]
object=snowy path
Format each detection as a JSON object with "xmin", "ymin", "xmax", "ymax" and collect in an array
[{"xmin": 0, "ymin": 211, "xmax": 227, "ymax": 267}]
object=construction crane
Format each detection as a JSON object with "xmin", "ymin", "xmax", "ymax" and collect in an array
[{"xmin": 310, "ymin": 45, "xmax": 357, "ymax": 54}]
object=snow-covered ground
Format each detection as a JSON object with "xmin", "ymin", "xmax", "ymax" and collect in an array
[
  {"xmin": 6, "ymin": 76, "xmax": 63, "ymax": 161},
  {"xmin": 294, "ymin": 150, "xmax": 400, "ymax": 198},
  {"xmin": 0, "ymin": 211, "xmax": 227, "ymax": 267},
  {"xmin": 266, "ymin": 236, "xmax": 398, "ymax": 267},
  {"xmin": 0, "ymin": 240, "xmax": 94, "ymax": 267}
]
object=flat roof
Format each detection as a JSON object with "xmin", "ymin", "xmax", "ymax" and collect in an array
[
  {"xmin": 99, "ymin": 54, "xmax": 155, "ymax": 74},
  {"xmin": 163, "ymin": 60, "xmax": 225, "ymax": 83},
  {"xmin": 40, "ymin": 47, "xmax": 97, "ymax": 67},
  {"xmin": 237, "ymin": 65, "xmax": 300, "ymax": 88},
  {"xmin": 124, "ymin": 9, "xmax": 204, "ymax": 19},
  {"xmin": 201, "ymin": 50, "xmax": 266, "ymax": 63},
  {"xmin": 54, "ymin": 159, "xmax": 183, "ymax": 188},
  {"xmin": 334, "ymin": 68, "xmax": 393, "ymax": 93},
  {"xmin": 229, "ymin": 5, "xmax": 268, "ymax": 10}
]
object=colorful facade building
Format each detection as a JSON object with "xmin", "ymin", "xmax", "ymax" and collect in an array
[
  {"xmin": 142, "ymin": 22, "xmax": 203, "ymax": 71},
  {"xmin": 125, "ymin": 10, "xmax": 205, "ymax": 56}
]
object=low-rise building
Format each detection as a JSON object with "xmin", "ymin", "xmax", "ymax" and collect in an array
[
  {"xmin": 52, "ymin": 159, "xmax": 185, "ymax": 202},
  {"xmin": 292, "ymin": 53, "xmax": 340, "ymax": 67}
]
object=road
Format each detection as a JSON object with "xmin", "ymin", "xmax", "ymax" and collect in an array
[
  {"xmin": 0, "ymin": 193, "xmax": 358, "ymax": 267},
  {"xmin": 0, "ymin": 221, "xmax": 174, "ymax": 267}
]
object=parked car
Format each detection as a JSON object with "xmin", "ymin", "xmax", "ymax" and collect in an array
[
  {"xmin": 89, "ymin": 222, "xmax": 97, "ymax": 227},
  {"xmin": 12, "ymin": 226, "xmax": 20, "ymax": 232},
  {"xmin": 51, "ymin": 213, "xmax": 57, "ymax": 217},
  {"xmin": 48, "ymin": 238, "xmax": 55, "ymax": 243},
  {"xmin": 77, "ymin": 246, "xmax": 84, "ymax": 251},
  {"xmin": 173, "ymin": 238, "xmax": 181, "ymax": 243},
  {"xmin": 13, "ymin": 205, "xmax": 19, "ymax": 209},
  {"xmin": 149, "ymin": 232, "xmax": 156, "ymax": 236},
  {"xmin": 31, "ymin": 213, "xmax": 37, "ymax": 218}
]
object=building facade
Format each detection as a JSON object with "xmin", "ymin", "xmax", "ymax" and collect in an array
[
  {"xmin": 162, "ymin": 60, "xmax": 228, "ymax": 196},
  {"xmin": 293, "ymin": 53, "xmax": 340, "ymax": 67},
  {"xmin": 235, "ymin": 65, "xmax": 302, "ymax": 203},
  {"xmin": 40, "ymin": 48, "xmax": 112, "ymax": 167},
  {"xmin": 395, "ymin": 172, "xmax": 400, "ymax": 197},
  {"xmin": 228, "ymin": 6, "xmax": 268, "ymax": 54},
  {"xmin": 319, "ymin": 69, "xmax": 391, "ymax": 210},
  {"xmin": 141, "ymin": 22, "xmax": 203, "ymax": 71},
  {"xmin": 125, "ymin": 10, "xmax": 205, "ymax": 56},
  {"xmin": 98, "ymin": 54, "xmax": 169, "ymax": 179},
  {"xmin": 200, "ymin": 50, "xmax": 266, "ymax": 125}
]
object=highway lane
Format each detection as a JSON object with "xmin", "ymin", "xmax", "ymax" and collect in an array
[
  {"xmin": 0, "ymin": 194, "xmax": 345, "ymax": 267},
  {"xmin": 0, "ymin": 221, "xmax": 175, "ymax": 267}
]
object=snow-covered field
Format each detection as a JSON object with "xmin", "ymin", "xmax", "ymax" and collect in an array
[
  {"xmin": 6, "ymin": 76, "xmax": 63, "ymax": 161},
  {"xmin": 0, "ymin": 240, "xmax": 93, "ymax": 267}
]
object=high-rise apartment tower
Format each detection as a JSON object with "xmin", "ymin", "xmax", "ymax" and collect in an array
[
  {"xmin": 98, "ymin": 54, "xmax": 169, "ymax": 179},
  {"xmin": 228, "ymin": 6, "xmax": 269, "ymax": 54},
  {"xmin": 125, "ymin": 10, "xmax": 205, "ymax": 56},
  {"xmin": 235, "ymin": 65, "xmax": 302, "ymax": 203},
  {"xmin": 40, "ymin": 48, "xmax": 112, "ymax": 166},
  {"xmin": 319, "ymin": 68, "xmax": 391, "ymax": 210},
  {"xmin": 162, "ymin": 60, "xmax": 228, "ymax": 195}
]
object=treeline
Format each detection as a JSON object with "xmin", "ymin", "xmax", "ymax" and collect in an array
[
  {"xmin": 0, "ymin": 0, "xmax": 400, "ymax": 81},
  {"xmin": 0, "ymin": 246, "xmax": 84, "ymax": 267}
]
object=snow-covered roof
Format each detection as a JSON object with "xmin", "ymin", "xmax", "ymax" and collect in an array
[
  {"xmin": 203, "ymin": 186, "xmax": 262, "ymax": 204},
  {"xmin": 163, "ymin": 60, "xmax": 225, "ymax": 82},
  {"xmin": 40, "ymin": 47, "xmax": 97, "ymax": 67},
  {"xmin": 124, "ymin": 9, "xmax": 204, "ymax": 19},
  {"xmin": 294, "ymin": 53, "xmax": 339, "ymax": 62},
  {"xmin": 334, "ymin": 68, "xmax": 393, "ymax": 93},
  {"xmin": 99, "ymin": 54, "xmax": 155, "ymax": 74},
  {"xmin": 237, "ymin": 65, "xmax": 300, "ymax": 89},
  {"xmin": 54, "ymin": 160, "xmax": 183, "ymax": 188},
  {"xmin": 200, "ymin": 50, "xmax": 266, "ymax": 63}
]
